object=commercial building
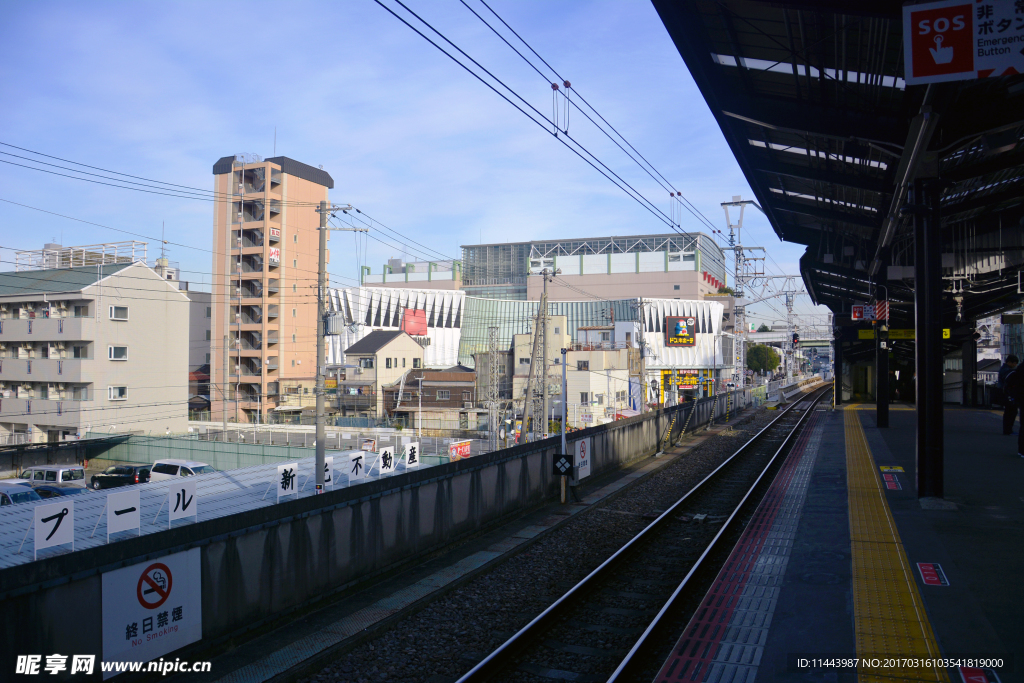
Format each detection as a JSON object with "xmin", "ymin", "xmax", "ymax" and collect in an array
[
  {"xmin": 461, "ymin": 233, "xmax": 728, "ymax": 300},
  {"xmin": 360, "ymin": 258, "xmax": 461, "ymax": 291},
  {"xmin": 0, "ymin": 246, "xmax": 189, "ymax": 443},
  {"xmin": 210, "ymin": 153, "xmax": 333, "ymax": 424}
]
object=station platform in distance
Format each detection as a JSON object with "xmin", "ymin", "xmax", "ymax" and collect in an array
[{"xmin": 655, "ymin": 404, "xmax": 1023, "ymax": 683}]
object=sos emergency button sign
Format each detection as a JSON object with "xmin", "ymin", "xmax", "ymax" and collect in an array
[{"xmin": 904, "ymin": 1, "xmax": 1024, "ymax": 84}]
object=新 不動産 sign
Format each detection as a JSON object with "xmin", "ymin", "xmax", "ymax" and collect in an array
[{"xmin": 664, "ymin": 316, "xmax": 697, "ymax": 347}]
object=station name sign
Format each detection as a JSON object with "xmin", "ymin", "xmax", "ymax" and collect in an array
[{"xmin": 665, "ymin": 316, "xmax": 697, "ymax": 347}]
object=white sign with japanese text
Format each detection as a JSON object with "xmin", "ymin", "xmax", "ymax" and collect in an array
[
  {"xmin": 904, "ymin": 0, "xmax": 1024, "ymax": 84},
  {"xmin": 349, "ymin": 451, "xmax": 366, "ymax": 483},
  {"xmin": 378, "ymin": 447, "xmax": 396, "ymax": 475},
  {"xmin": 277, "ymin": 462, "xmax": 298, "ymax": 500},
  {"xmin": 34, "ymin": 500, "xmax": 74, "ymax": 558},
  {"xmin": 101, "ymin": 548, "xmax": 202, "ymax": 679},
  {"xmin": 404, "ymin": 441, "xmax": 421, "ymax": 469},
  {"xmin": 573, "ymin": 437, "xmax": 592, "ymax": 481},
  {"xmin": 167, "ymin": 480, "xmax": 197, "ymax": 526},
  {"xmin": 107, "ymin": 489, "xmax": 141, "ymax": 537},
  {"xmin": 323, "ymin": 456, "xmax": 334, "ymax": 490}
]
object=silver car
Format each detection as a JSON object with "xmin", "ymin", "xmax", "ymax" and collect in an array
[{"xmin": 17, "ymin": 465, "xmax": 88, "ymax": 488}]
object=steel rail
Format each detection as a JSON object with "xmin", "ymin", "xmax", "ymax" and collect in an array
[
  {"xmin": 607, "ymin": 383, "xmax": 832, "ymax": 682},
  {"xmin": 455, "ymin": 383, "xmax": 833, "ymax": 683}
]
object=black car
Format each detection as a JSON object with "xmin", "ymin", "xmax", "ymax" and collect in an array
[
  {"xmin": 91, "ymin": 465, "xmax": 151, "ymax": 490},
  {"xmin": 34, "ymin": 484, "xmax": 93, "ymax": 499}
]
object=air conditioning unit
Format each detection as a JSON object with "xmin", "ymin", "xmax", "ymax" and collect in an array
[
  {"xmin": 463, "ymin": 402, "xmax": 474, "ymax": 409},
  {"xmin": 353, "ymin": 367, "xmax": 362, "ymax": 374}
]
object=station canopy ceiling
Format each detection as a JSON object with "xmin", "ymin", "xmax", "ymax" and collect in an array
[{"xmin": 654, "ymin": 0, "xmax": 1024, "ymax": 327}]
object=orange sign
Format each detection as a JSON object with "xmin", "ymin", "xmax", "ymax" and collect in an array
[{"xmin": 448, "ymin": 440, "xmax": 472, "ymax": 460}]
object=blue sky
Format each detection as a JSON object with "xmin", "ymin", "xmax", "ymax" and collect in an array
[{"xmin": 0, "ymin": 0, "xmax": 827, "ymax": 327}]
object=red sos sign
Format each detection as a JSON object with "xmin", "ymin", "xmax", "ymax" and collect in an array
[{"xmin": 905, "ymin": 2, "xmax": 973, "ymax": 82}]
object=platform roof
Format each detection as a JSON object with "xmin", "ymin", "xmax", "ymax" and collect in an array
[{"xmin": 653, "ymin": 0, "xmax": 1024, "ymax": 329}]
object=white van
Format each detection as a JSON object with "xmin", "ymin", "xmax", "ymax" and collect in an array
[
  {"xmin": 149, "ymin": 459, "xmax": 215, "ymax": 482},
  {"xmin": 17, "ymin": 465, "xmax": 88, "ymax": 488}
]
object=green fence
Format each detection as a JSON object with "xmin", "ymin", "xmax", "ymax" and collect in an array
[{"xmin": 99, "ymin": 436, "xmax": 321, "ymax": 472}]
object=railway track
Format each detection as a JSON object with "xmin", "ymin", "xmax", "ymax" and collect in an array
[{"xmin": 456, "ymin": 385, "xmax": 833, "ymax": 683}]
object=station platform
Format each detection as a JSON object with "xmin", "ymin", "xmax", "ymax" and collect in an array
[{"xmin": 655, "ymin": 404, "xmax": 1023, "ymax": 683}]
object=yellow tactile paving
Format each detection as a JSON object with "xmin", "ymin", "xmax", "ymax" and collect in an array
[{"xmin": 844, "ymin": 407, "xmax": 949, "ymax": 683}]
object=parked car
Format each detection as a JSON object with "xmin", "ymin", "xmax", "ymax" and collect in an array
[
  {"xmin": 149, "ymin": 460, "xmax": 215, "ymax": 482},
  {"xmin": 0, "ymin": 483, "xmax": 43, "ymax": 506},
  {"xmin": 18, "ymin": 465, "xmax": 88, "ymax": 488},
  {"xmin": 34, "ymin": 484, "xmax": 93, "ymax": 499},
  {"xmin": 90, "ymin": 465, "xmax": 151, "ymax": 490}
]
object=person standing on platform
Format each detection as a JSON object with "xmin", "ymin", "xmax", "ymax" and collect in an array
[
  {"xmin": 1003, "ymin": 361, "xmax": 1024, "ymax": 457},
  {"xmin": 998, "ymin": 355, "xmax": 1019, "ymax": 435}
]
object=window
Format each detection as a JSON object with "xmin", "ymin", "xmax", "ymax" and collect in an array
[
  {"xmin": 205, "ymin": 330, "xmax": 211, "ymax": 340},
  {"xmin": 72, "ymin": 386, "xmax": 88, "ymax": 400},
  {"xmin": 152, "ymin": 463, "xmax": 179, "ymax": 476},
  {"xmin": 462, "ymin": 391, "xmax": 471, "ymax": 401},
  {"xmin": 580, "ymin": 392, "xmax": 589, "ymax": 404},
  {"xmin": 108, "ymin": 386, "xmax": 128, "ymax": 401},
  {"xmin": 293, "ymin": 234, "xmax": 298, "ymax": 243},
  {"xmin": 205, "ymin": 353, "xmax": 211, "ymax": 363},
  {"xmin": 108, "ymin": 346, "xmax": 128, "ymax": 360},
  {"xmin": 577, "ymin": 360, "xmax": 589, "ymax": 371},
  {"xmin": 359, "ymin": 357, "xmax": 374, "ymax": 369},
  {"xmin": 601, "ymin": 332, "xmax": 610, "ymax": 341},
  {"xmin": 554, "ymin": 327, "xmax": 560, "ymax": 334},
  {"xmin": 625, "ymin": 332, "xmax": 632, "ymax": 344},
  {"xmin": 519, "ymin": 358, "xmax": 530, "ymax": 365},
  {"xmin": 45, "ymin": 471, "xmax": 57, "ymax": 482},
  {"xmin": 386, "ymin": 358, "xmax": 392, "ymax": 369},
  {"xmin": 292, "ymin": 333, "xmax": 296, "ymax": 343},
  {"xmin": 402, "ymin": 358, "xmax": 406, "ymax": 368},
  {"xmin": 205, "ymin": 306, "xmax": 212, "ymax": 318},
  {"xmin": 293, "ymin": 259, "xmax": 297, "ymax": 268},
  {"xmin": 673, "ymin": 285, "xmax": 680, "ymax": 290},
  {"xmin": 291, "ymin": 359, "xmax": 296, "ymax": 367},
  {"xmin": 437, "ymin": 390, "xmax": 450, "ymax": 400},
  {"xmin": 616, "ymin": 390, "xmax": 627, "ymax": 402},
  {"xmin": 109, "ymin": 306, "xmax": 128, "ymax": 320},
  {"xmin": 595, "ymin": 394, "xmax": 604, "ymax": 405},
  {"xmin": 413, "ymin": 358, "xmax": 421, "ymax": 369},
  {"xmin": 292, "ymin": 308, "xmax": 297, "ymax": 317},
  {"xmin": 293, "ymin": 284, "xmax": 297, "ymax": 293},
  {"xmin": 73, "ymin": 305, "xmax": 89, "ymax": 317}
]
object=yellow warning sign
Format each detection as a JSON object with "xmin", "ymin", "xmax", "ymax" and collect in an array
[{"xmin": 879, "ymin": 466, "xmax": 905, "ymax": 472}]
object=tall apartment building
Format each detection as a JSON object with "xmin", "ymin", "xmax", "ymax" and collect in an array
[
  {"xmin": 211, "ymin": 154, "xmax": 333, "ymax": 424},
  {"xmin": 0, "ymin": 244, "xmax": 189, "ymax": 443}
]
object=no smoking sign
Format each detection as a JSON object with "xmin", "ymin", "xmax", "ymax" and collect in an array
[{"xmin": 137, "ymin": 562, "xmax": 173, "ymax": 610}]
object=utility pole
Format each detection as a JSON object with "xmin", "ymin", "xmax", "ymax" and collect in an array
[
  {"xmin": 539, "ymin": 268, "xmax": 560, "ymax": 439},
  {"xmin": 785, "ymin": 291, "xmax": 795, "ymax": 383},
  {"xmin": 561, "ymin": 346, "xmax": 568, "ymax": 504},
  {"xmin": 721, "ymin": 196, "xmax": 765, "ymax": 388},
  {"xmin": 487, "ymin": 326, "xmax": 499, "ymax": 452},
  {"xmin": 314, "ymin": 201, "xmax": 361, "ymax": 493}
]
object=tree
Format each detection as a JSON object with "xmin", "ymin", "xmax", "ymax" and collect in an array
[
  {"xmin": 747, "ymin": 344, "xmax": 781, "ymax": 373},
  {"xmin": 757, "ymin": 323, "xmax": 770, "ymax": 332},
  {"xmin": 717, "ymin": 285, "xmax": 735, "ymax": 295}
]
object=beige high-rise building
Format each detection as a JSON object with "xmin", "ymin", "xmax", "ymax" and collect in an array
[{"xmin": 211, "ymin": 154, "xmax": 333, "ymax": 424}]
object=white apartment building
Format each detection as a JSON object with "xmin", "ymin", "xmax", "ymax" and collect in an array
[{"xmin": 0, "ymin": 252, "xmax": 189, "ymax": 443}]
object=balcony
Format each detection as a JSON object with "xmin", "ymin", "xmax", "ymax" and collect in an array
[
  {"xmin": 267, "ymin": 279, "xmax": 279, "ymax": 294},
  {"xmin": 0, "ymin": 317, "xmax": 95, "ymax": 341},
  {"xmin": 236, "ymin": 306, "xmax": 262, "ymax": 326},
  {"xmin": 238, "ymin": 255, "xmax": 263, "ymax": 273},
  {"xmin": 239, "ymin": 280, "xmax": 263, "ymax": 299},
  {"xmin": 232, "ymin": 228, "xmax": 264, "ymax": 249},
  {"xmin": 337, "ymin": 388, "xmax": 376, "ymax": 411},
  {"xmin": 0, "ymin": 358, "xmax": 89, "ymax": 383},
  {"xmin": 266, "ymin": 330, "xmax": 279, "ymax": 345},
  {"xmin": 232, "ymin": 361, "xmax": 262, "ymax": 377},
  {"xmin": 266, "ymin": 356, "xmax": 278, "ymax": 370},
  {"xmin": 267, "ymin": 305, "xmax": 279, "ymax": 319},
  {"xmin": 0, "ymin": 397, "xmax": 90, "ymax": 428},
  {"xmin": 266, "ymin": 381, "xmax": 279, "ymax": 396},
  {"xmin": 232, "ymin": 199, "xmax": 266, "ymax": 224}
]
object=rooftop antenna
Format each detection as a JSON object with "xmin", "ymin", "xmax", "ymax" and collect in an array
[{"xmin": 161, "ymin": 221, "xmax": 167, "ymax": 260}]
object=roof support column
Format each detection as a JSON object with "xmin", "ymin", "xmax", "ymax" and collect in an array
[
  {"xmin": 913, "ymin": 177, "xmax": 944, "ymax": 499},
  {"xmin": 875, "ymin": 321, "xmax": 889, "ymax": 427}
]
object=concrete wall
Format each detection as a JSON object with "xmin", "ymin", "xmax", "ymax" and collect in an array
[{"xmin": 0, "ymin": 386, "xmax": 774, "ymax": 672}]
